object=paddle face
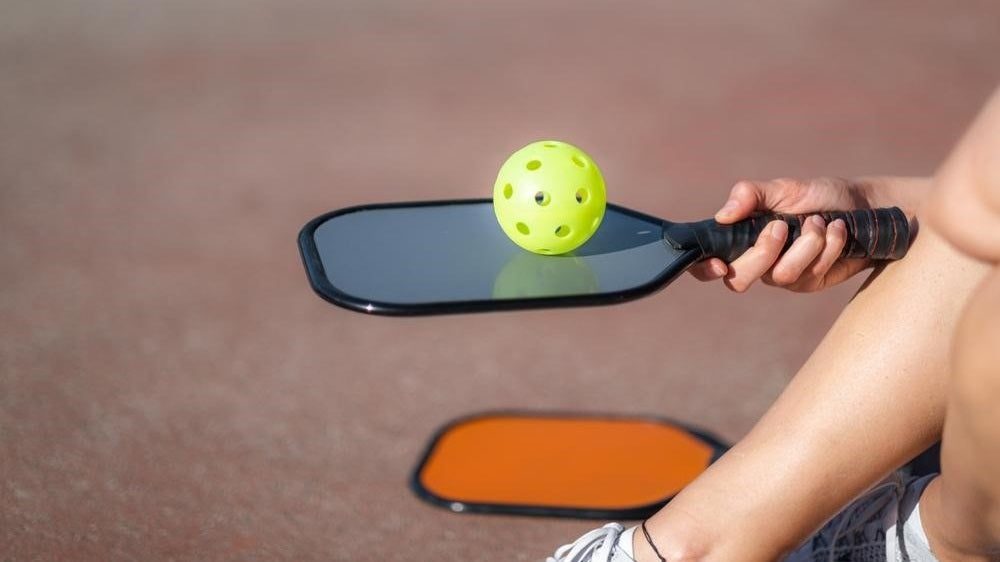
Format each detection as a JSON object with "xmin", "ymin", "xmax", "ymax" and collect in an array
[
  {"xmin": 411, "ymin": 411, "xmax": 728, "ymax": 519},
  {"xmin": 298, "ymin": 199, "xmax": 701, "ymax": 315}
]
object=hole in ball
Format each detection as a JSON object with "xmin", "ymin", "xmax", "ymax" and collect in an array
[
  {"xmin": 526, "ymin": 160, "xmax": 542, "ymax": 171},
  {"xmin": 503, "ymin": 184, "xmax": 513, "ymax": 199},
  {"xmin": 571, "ymin": 155, "xmax": 586, "ymax": 168},
  {"xmin": 543, "ymin": 142, "xmax": 558, "ymax": 148},
  {"xmin": 555, "ymin": 225, "xmax": 571, "ymax": 238},
  {"xmin": 516, "ymin": 222, "xmax": 530, "ymax": 235},
  {"xmin": 575, "ymin": 189, "xmax": 589, "ymax": 204},
  {"xmin": 534, "ymin": 191, "xmax": 550, "ymax": 206}
]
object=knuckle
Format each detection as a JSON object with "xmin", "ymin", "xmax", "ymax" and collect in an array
[
  {"xmin": 730, "ymin": 180, "xmax": 758, "ymax": 199},
  {"xmin": 776, "ymin": 177, "xmax": 806, "ymax": 190},
  {"xmin": 809, "ymin": 176, "xmax": 837, "ymax": 190},
  {"xmin": 761, "ymin": 237, "xmax": 787, "ymax": 257},
  {"xmin": 766, "ymin": 272, "xmax": 810, "ymax": 291},
  {"xmin": 810, "ymin": 262, "xmax": 832, "ymax": 279},
  {"xmin": 798, "ymin": 226, "xmax": 820, "ymax": 243},
  {"xmin": 828, "ymin": 223, "xmax": 848, "ymax": 243},
  {"xmin": 769, "ymin": 266, "xmax": 799, "ymax": 286},
  {"xmin": 797, "ymin": 226, "xmax": 826, "ymax": 250},
  {"xmin": 724, "ymin": 278, "xmax": 751, "ymax": 293},
  {"xmin": 730, "ymin": 283, "xmax": 750, "ymax": 294},
  {"xmin": 770, "ymin": 273, "xmax": 793, "ymax": 286}
]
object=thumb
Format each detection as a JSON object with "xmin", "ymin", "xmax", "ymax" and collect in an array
[{"xmin": 714, "ymin": 180, "xmax": 768, "ymax": 223}]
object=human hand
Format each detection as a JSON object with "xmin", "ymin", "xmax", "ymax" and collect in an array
[{"xmin": 688, "ymin": 176, "xmax": 928, "ymax": 292}]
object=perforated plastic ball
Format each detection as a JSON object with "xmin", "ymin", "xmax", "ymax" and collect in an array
[{"xmin": 493, "ymin": 140, "xmax": 607, "ymax": 255}]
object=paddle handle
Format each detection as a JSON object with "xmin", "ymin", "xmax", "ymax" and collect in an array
[{"xmin": 683, "ymin": 207, "xmax": 911, "ymax": 264}]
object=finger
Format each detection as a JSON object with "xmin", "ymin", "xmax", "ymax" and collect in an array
[
  {"xmin": 820, "ymin": 257, "xmax": 872, "ymax": 288},
  {"xmin": 767, "ymin": 215, "xmax": 828, "ymax": 286},
  {"xmin": 715, "ymin": 180, "xmax": 766, "ymax": 223},
  {"xmin": 806, "ymin": 218, "xmax": 848, "ymax": 279},
  {"xmin": 715, "ymin": 178, "xmax": 808, "ymax": 224},
  {"xmin": 723, "ymin": 220, "xmax": 788, "ymax": 293},
  {"xmin": 688, "ymin": 258, "xmax": 729, "ymax": 281}
]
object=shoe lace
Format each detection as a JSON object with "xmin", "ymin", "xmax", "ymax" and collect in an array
[
  {"xmin": 812, "ymin": 476, "xmax": 904, "ymax": 562},
  {"xmin": 547, "ymin": 523, "xmax": 625, "ymax": 562}
]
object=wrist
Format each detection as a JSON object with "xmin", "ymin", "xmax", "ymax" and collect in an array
[{"xmin": 854, "ymin": 176, "xmax": 933, "ymax": 216}]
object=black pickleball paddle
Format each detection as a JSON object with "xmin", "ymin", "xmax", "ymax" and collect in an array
[{"xmin": 298, "ymin": 199, "xmax": 910, "ymax": 316}]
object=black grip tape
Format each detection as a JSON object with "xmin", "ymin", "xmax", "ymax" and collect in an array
[{"xmin": 691, "ymin": 207, "xmax": 910, "ymax": 264}]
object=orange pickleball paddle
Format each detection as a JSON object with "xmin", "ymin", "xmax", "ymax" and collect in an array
[{"xmin": 411, "ymin": 412, "xmax": 728, "ymax": 519}]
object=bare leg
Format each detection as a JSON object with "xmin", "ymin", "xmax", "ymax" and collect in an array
[
  {"xmin": 918, "ymin": 269, "xmax": 1000, "ymax": 561},
  {"xmin": 916, "ymin": 86, "xmax": 1000, "ymax": 561},
  {"xmin": 635, "ymin": 226, "xmax": 988, "ymax": 561}
]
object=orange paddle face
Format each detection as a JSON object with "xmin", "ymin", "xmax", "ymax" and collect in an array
[{"xmin": 412, "ymin": 412, "xmax": 727, "ymax": 519}]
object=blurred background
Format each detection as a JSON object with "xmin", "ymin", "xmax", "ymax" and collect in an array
[{"xmin": 2, "ymin": 1, "xmax": 998, "ymax": 560}]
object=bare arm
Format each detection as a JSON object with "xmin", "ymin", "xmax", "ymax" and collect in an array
[{"xmin": 638, "ymin": 222, "xmax": 988, "ymax": 561}]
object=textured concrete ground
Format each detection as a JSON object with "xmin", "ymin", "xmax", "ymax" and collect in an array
[{"xmin": 2, "ymin": 2, "xmax": 999, "ymax": 560}]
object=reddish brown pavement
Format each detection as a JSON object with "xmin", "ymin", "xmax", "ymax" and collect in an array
[{"xmin": 2, "ymin": 2, "xmax": 998, "ymax": 560}]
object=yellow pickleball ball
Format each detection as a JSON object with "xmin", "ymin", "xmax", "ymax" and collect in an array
[{"xmin": 493, "ymin": 140, "xmax": 607, "ymax": 255}]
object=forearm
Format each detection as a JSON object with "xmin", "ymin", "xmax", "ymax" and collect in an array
[{"xmin": 639, "ymin": 224, "xmax": 988, "ymax": 561}]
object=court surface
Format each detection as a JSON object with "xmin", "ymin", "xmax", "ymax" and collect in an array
[{"xmin": 3, "ymin": 2, "xmax": 999, "ymax": 560}]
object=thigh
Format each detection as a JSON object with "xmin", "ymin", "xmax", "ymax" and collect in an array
[
  {"xmin": 931, "ymin": 266, "xmax": 1000, "ymax": 554},
  {"xmin": 947, "ymin": 266, "xmax": 1000, "ymax": 485}
]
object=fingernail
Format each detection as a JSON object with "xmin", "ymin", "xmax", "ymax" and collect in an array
[
  {"xmin": 809, "ymin": 215, "xmax": 826, "ymax": 228},
  {"xmin": 713, "ymin": 261, "xmax": 727, "ymax": 277},
  {"xmin": 770, "ymin": 220, "xmax": 788, "ymax": 240},
  {"xmin": 830, "ymin": 218, "xmax": 846, "ymax": 230}
]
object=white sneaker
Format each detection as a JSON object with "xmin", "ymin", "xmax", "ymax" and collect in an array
[
  {"xmin": 786, "ymin": 472, "xmax": 938, "ymax": 562},
  {"xmin": 547, "ymin": 523, "xmax": 637, "ymax": 562}
]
